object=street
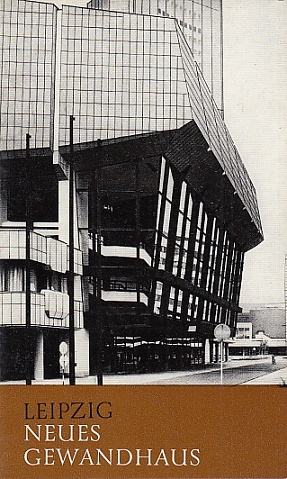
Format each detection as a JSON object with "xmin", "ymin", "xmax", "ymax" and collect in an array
[
  {"xmin": 100, "ymin": 356, "xmax": 287, "ymax": 386},
  {"xmin": 150, "ymin": 357, "xmax": 287, "ymax": 386}
]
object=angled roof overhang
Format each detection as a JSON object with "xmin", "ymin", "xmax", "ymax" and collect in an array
[{"xmin": 59, "ymin": 121, "xmax": 263, "ymax": 252}]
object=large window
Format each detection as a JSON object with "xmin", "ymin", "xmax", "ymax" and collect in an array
[
  {"xmin": 155, "ymin": 157, "xmax": 174, "ymax": 270},
  {"xmin": 8, "ymin": 161, "xmax": 58, "ymax": 222},
  {"xmin": 152, "ymin": 158, "xmax": 244, "ymax": 325},
  {"xmin": 154, "ymin": 280, "xmax": 163, "ymax": 314},
  {"xmin": 0, "ymin": 263, "xmax": 25, "ymax": 292},
  {"xmin": 170, "ymin": 180, "xmax": 194, "ymax": 282}
]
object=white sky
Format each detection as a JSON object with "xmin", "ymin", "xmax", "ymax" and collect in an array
[
  {"xmin": 32, "ymin": 0, "xmax": 287, "ymax": 306},
  {"xmin": 223, "ymin": 0, "xmax": 287, "ymax": 306}
]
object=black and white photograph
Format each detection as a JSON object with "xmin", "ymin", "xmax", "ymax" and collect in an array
[
  {"xmin": 0, "ymin": 0, "xmax": 286, "ymax": 388},
  {"xmin": 1, "ymin": 1, "xmax": 287, "ymax": 478}
]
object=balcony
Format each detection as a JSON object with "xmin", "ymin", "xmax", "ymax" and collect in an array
[
  {"xmin": 0, "ymin": 291, "xmax": 83, "ymax": 328},
  {"xmin": 101, "ymin": 245, "xmax": 151, "ymax": 266},
  {"xmin": 0, "ymin": 228, "xmax": 82, "ymax": 275},
  {"xmin": 89, "ymin": 236, "xmax": 152, "ymax": 267},
  {"xmin": 101, "ymin": 290, "xmax": 148, "ymax": 306}
]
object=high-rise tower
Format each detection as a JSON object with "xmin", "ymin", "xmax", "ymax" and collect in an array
[{"xmin": 88, "ymin": 0, "xmax": 224, "ymax": 114}]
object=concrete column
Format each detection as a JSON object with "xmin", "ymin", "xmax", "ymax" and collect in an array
[
  {"xmin": 210, "ymin": 340, "xmax": 214, "ymax": 362},
  {"xmin": 34, "ymin": 331, "xmax": 44, "ymax": 381},
  {"xmin": 58, "ymin": 179, "xmax": 78, "ymax": 247},
  {"xmin": 212, "ymin": 342, "xmax": 215, "ymax": 362},
  {"xmin": 204, "ymin": 338, "xmax": 211, "ymax": 364},
  {"xmin": 58, "ymin": 180, "xmax": 69, "ymax": 244},
  {"xmin": 75, "ymin": 328, "xmax": 90, "ymax": 377}
]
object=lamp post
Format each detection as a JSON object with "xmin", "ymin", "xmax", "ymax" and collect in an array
[
  {"xmin": 94, "ymin": 144, "xmax": 103, "ymax": 386},
  {"xmin": 68, "ymin": 115, "xmax": 76, "ymax": 385},
  {"xmin": 25, "ymin": 133, "xmax": 33, "ymax": 385}
]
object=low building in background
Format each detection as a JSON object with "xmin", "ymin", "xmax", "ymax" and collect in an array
[
  {"xmin": 230, "ymin": 307, "xmax": 286, "ymax": 357},
  {"xmin": 0, "ymin": 0, "xmax": 263, "ymax": 380}
]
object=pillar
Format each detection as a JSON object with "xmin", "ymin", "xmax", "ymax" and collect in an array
[
  {"xmin": 34, "ymin": 331, "xmax": 44, "ymax": 381},
  {"xmin": 75, "ymin": 328, "xmax": 90, "ymax": 377},
  {"xmin": 204, "ymin": 338, "xmax": 211, "ymax": 364}
]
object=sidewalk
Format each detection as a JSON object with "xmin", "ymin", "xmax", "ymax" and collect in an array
[{"xmin": 243, "ymin": 365, "xmax": 287, "ymax": 386}]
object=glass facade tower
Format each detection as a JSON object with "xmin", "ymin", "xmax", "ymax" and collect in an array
[
  {"xmin": 0, "ymin": 0, "xmax": 263, "ymax": 379},
  {"xmin": 88, "ymin": 0, "xmax": 224, "ymax": 113}
]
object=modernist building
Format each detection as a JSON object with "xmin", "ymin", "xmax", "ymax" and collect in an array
[{"xmin": 0, "ymin": 0, "xmax": 263, "ymax": 380}]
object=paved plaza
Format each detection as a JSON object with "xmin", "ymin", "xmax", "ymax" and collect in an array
[
  {"xmin": 102, "ymin": 356, "xmax": 287, "ymax": 386},
  {"xmin": 2, "ymin": 356, "xmax": 287, "ymax": 386}
]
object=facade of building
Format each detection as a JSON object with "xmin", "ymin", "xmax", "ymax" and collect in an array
[
  {"xmin": 230, "ymin": 308, "xmax": 286, "ymax": 356},
  {"xmin": 88, "ymin": 0, "xmax": 224, "ymax": 113},
  {"xmin": 249, "ymin": 307, "xmax": 285, "ymax": 339},
  {"xmin": 235, "ymin": 321, "xmax": 253, "ymax": 340},
  {"xmin": 0, "ymin": 0, "xmax": 263, "ymax": 380}
]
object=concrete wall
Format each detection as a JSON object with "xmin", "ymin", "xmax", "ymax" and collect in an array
[{"xmin": 250, "ymin": 308, "xmax": 285, "ymax": 339}]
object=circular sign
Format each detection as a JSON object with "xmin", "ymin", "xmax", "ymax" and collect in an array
[
  {"xmin": 59, "ymin": 341, "xmax": 68, "ymax": 355},
  {"xmin": 214, "ymin": 324, "xmax": 231, "ymax": 341}
]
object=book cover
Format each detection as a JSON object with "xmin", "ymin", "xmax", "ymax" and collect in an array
[{"xmin": 0, "ymin": 0, "xmax": 286, "ymax": 478}]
